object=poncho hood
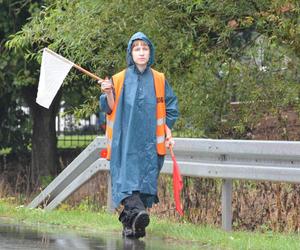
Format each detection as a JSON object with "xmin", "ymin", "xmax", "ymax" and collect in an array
[{"xmin": 126, "ymin": 32, "xmax": 155, "ymax": 67}]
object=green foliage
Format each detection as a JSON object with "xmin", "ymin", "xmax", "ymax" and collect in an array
[
  {"xmin": 0, "ymin": 98, "xmax": 31, "ymax": 153},
  {"xmin": 6, "ymin": 0, "xmax": 300, "ymax": 138},
  {"xmin": 40, "ymin": 175, "xmax": 54, "ymax": 189},
  {"xmin": 0, "ymin": 0, "xmax": 42, "ymax": 153}
]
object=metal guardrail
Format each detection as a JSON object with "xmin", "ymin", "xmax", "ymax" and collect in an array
[
  {"xmin": 28, "ymin": 136, "xmax": 300, "ymax": 231},
  {"xmin": 27, "ymin": 137, "xmax": 107, "ymax": 209}
]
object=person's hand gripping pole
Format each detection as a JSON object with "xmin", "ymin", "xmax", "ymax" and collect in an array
[
  {"xmin": 98, "ymin": 77, "xmax": 115, "ymax": 111},
  {"xmin": 99, "ymin": 77, "xmax": 114, "ymax": 94},
  {"xmin": 165, "ymin": 124, "xmax": 175, "ymax": 149}
]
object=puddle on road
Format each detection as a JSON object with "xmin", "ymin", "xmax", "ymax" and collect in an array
[{"xmin": 0, "ymin": 219, "xmax": 208, "ymax": 250}]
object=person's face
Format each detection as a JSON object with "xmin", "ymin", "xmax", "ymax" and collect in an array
[{"xmin": 131, "ymin": 40, "xmax": 150, "ymax": 68}]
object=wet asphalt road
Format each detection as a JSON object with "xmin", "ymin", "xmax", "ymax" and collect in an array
[{"xmin": 0, "ymin": 219, "xmax": 205, "ymax": 250}]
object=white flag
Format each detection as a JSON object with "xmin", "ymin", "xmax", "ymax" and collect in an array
[{"xmin": 36, "ymin": 48, "xmax": 74, "ymax": 109}]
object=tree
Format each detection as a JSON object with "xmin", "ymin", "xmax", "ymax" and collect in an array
[
  {"xmin": 0, "ymin": 1, "xmax": 42, "ymax": 157},
  {"xmin": 1, "ymin": 0, "xmax": 62, "ymax": 191},
  {"xmin": 4, "ymin": 0, "xmax": 300, "ymax": 189}
]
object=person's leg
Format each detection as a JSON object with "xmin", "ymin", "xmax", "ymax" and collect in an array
[{"xmin": 119, "ymin": 192, "xmax": 149, "ymax": 238}]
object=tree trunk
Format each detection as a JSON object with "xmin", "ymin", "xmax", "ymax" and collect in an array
[{"xmin": 22, "ymin": 85, "xmax": 62, "ymax": 191}]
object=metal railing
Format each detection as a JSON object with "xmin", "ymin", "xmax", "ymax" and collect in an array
[{"xmin": 28, "ymin": 136, "xmax": 300, "ymax": 231}]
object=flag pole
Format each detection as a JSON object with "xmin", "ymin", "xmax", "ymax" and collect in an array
[{"xmin": 73, "ymin": 64, "xmax": 103, "ymax": 82}]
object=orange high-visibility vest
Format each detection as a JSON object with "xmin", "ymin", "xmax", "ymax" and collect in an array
[{"xmin": 105, "ymin": 68, "xmax": 166, "ymax": 160}]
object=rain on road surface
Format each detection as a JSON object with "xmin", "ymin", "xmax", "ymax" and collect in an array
[{"xmin": 0, "ymin": 219, "xmax": 207, "ymax": 250}]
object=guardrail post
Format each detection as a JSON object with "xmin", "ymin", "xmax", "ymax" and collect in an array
[
  {"xmin": 107, "ymin": 171, "xmax": 114, "ymax": 213},
  {"xmin": 221, "ymin": 178, "xmax": 233, "ymax": 231}
]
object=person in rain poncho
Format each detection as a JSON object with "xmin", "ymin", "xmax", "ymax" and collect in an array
[{"xmin": 99, "ymin": 32, "xmax": 179, "ymax": 238}]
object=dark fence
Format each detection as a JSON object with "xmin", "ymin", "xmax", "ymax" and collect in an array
[
  {"xmin": 56, "ymin": 113, "xmax": 105, "ymax": 148},
  {"xmin": 56, "ymin": 112, "xmax": 203, "ymax": 148}
]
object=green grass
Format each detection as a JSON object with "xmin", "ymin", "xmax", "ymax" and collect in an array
[
  {"xmin": 57, "ymin": 135, "xmax": 98, "ymax": 148},
  {"xmin": 0, "ymin": 135, "xmax": 99, "ymax": 153},
  {"xmin": 1, "ymin": 200, "xmax": 300, "ymax": 249},
  {"xmin": 0, "ymin": 148, "xmax": 12, "ymax": 155}
]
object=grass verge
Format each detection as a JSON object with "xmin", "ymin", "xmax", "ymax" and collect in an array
[
  {"xmin": 1, "ymin": 200, "xmax": 300, "ymax": 250},
  {"xmin": 0, "ymin": 148, "xmax": 11, "ymax": 155},
  {"xmin": 57, "ymin": 135, "xmax": 97, "ymax": 149}
]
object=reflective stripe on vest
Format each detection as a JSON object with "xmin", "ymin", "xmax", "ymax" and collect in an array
[
  {"xmin": 106, "ymin": 119, "xmax": 114, "ymax": 128},
  {"xmin": 156, "ymin": 135, "xmax": 165, "ymax": 144},
  {"xmin": 157, "ymin": 117, "xmax": 166, "ymax": 126},
  {"xmin": 105, "ymin": 68, "xmax": 166, "ymax": 160}
]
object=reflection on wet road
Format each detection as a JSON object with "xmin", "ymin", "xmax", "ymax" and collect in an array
[{"xmin": 0, "ymin": 220, "xmax": 204, "ymax": 250}]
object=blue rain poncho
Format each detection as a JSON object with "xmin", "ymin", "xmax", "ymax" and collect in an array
[{"xmin": 100, "ymin": 32, "xmax": 179, "ymax": 208}]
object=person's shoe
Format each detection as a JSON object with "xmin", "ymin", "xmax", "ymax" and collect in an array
[
  {"xmin": 122, "ymin": 225, "xmax": 135, "ymax": 238},
  {"xmin": 131, "ymin": 211, "xmax": 150, "ymax": 238},
  {"xmin": 123, "ymin": 237, "xmax": 146, "ymax": 249}
]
